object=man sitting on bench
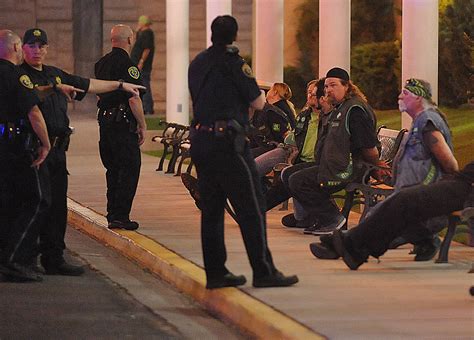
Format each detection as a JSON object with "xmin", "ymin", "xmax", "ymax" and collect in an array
[{"xmin": 331, "ymin": 160, "xmax": 473, "ymax": 270}]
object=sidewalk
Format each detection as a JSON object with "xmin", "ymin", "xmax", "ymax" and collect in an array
[{"xmin": 67, "ymin": 113, "xmax": 474, "ymax": 339}]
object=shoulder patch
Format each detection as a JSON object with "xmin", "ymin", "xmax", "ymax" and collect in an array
[
  {"xmin": 128, "ymin": 66, "xmax": 140, "ymax": 79},
  {"xmin": 55, "ymin": 76, "xmax": 62, "ymax": 85},
  {"xmin": 19, "ymin": 75, "xmax": 34, "ymax": 89},
  {"xmin": 272, "ymin": 123, "xmax": 281, "ymax": 132},
  {"xmin": 241, "ymin": 63, "xmax": 254, "ymax": 78}
]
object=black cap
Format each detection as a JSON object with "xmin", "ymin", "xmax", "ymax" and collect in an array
[
  {"xmin": 211, "ymin": 15, "xmax": 238, "ymax": 45},
  {"xmin": 23, "ymin": 28, "xmax": 48, "ymax": 45},
  {"xmin": 326, "ymin": 67, "xmax": 349, "ymax": 81}
]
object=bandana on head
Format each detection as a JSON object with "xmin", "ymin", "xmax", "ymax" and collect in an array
[{"xmin": 404, "ymin": 78, "xmax": 431, "ymax": 99}]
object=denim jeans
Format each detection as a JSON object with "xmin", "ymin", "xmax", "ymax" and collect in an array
[{"xmin": 141, "ymin": 71, "xmax": 154, "ymax": 114}]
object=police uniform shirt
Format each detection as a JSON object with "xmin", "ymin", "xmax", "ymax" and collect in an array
[
  {"xmin": 20, "ymin": 62, "xmax": 90, "ymax": 136},
  {"xmin": 0, "ymin": 59, "xmax": 39, "ymax": 123},
  {"xmin": 95, "ymin": 47, "xmax": 143, "ymax": 110},
  {"xmin": 188, "ymin": 45, "xmax": 261, "ymax": 126}
]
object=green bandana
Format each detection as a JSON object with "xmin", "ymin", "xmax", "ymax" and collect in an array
[{"xmin": 404, "ymin": 78, "xmax": 431, "ymax": 99}]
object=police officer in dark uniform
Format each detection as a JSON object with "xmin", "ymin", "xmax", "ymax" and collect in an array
[
  {"xmin": 188, "ymin": 15, "xmax": 298, "ymax": 289},
  {"xmin": 20, "ymin": 28, "xmax": 146, "ymax": 275},
  {"xmin": 95, "ymin": 24, "xmax": 147, "ymax": 231},
  {"xmin": 0, "ymin": 30, "xmax": 51, "ymax": 282}
]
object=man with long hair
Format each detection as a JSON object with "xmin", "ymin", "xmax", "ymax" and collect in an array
[{"xmin": 287, "ymin": 67, "xmax": 388, "ymax": 235}]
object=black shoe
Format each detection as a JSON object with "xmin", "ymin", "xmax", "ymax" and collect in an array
[
  {"xmin": 0, "ymin": 262, "xmax": 43, "ymax": 282},
  {"xmin": 281, "ymin": 213, "xmax": 313, "ymax": 229},
  {"xmin": 180, "ymin": 173, "xmax": 202, "ymax": 209},
  {"xmin": 281, "ymin": 213, "xmax": 298, "ymax": 227},
  {"xmin": 206, "ymin": 272, "xmax": 246, "ymax": 289},
  {"xmin": 332, "ymin": 229, "xmax": 365, "ymax": 270},
  {"xmin": 303, "ymin": 223, "xmax": 320, "ymax": 235},
  {"xmin": 312, "ymin": 215, "xmax": 346, "ymax": 235},
  {"xmin": 44, "ymin": 261, "xmax": 85, "ymax": 276},
  {"xmin": 108, "ymin": 220, "xmax": 139, "ymax": 230},
  {"xmin": 309, "ymin": 242, "xmax": 340, "ymax": 259},
  {"xmin": 388, "ymin": 236, "xmax": 409, "ymax": 249},
  {"xmin": 253, "ymin": 271, "xmax": 298, "ymax": 288},
  {"xmin": 413, "ymin": 237, "xmax": 441, "ymax": 262}
]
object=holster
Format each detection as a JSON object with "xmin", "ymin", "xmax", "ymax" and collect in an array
[{"xmin": 226, "ymin": 119, "xmax": 248, "ymax": 154}]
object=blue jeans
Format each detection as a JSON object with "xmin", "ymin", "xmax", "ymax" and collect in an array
[{"xmin": 141, "ymin": 71, "xmax": 154, "ymax": 114}]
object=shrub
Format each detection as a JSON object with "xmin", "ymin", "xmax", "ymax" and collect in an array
[{"xmin": 351, "ymin": 41, "xmax": 401, "ymax": 109}]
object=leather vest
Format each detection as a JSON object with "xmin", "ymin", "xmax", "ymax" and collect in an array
[{"xmin": 317, "ymin": 96, "xmax": 376, "ymax": 185}]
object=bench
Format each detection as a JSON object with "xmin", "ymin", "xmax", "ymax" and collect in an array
[
  {"xmin": 436, "ymin": 207, "xmax": 474, "ymax": 263},
  {"xmin": 338, "ymin": 126, "xmax": 407, "ymax": 222},
  {"xmin": 151, "ymin": 122, "xmax": 188, "ymax": 173}
]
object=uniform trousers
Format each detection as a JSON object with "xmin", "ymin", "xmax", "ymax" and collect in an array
[
  {"xmin": 190, "ymin": 131, "xmax": 276, "ymax": 281},
  {"xmin": 34, "ymin": 146, "xmax": 68, "ymax": 266},
  {"xmin": 99, "ymin": 122, "xmax": 141, "ymax": 223},
  {"xmin": 348, "ymin": 178, "xmax": 473, "ymax": 259},
  {"xmin": 0, "ymin": 144, "xmax": 46, "ymax": 265}
]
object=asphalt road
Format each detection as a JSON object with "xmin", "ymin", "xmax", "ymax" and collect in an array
[{"xmin": 0, "ymin": 227, "xmax": 246, "ymax": 340}]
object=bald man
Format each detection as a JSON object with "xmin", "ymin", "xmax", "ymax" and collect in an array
[
  {"xmin": 95, "ymin": 24, "xmax": 147, "ymax": 231},
  {"xmin": 0, "ymin": 30, "xmax": 50, "ymax": 282}
]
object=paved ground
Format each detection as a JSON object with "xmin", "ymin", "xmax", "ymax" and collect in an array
[
  {"xmin": 66, "ymin": 113, "xmax": 474, "ymax": 339},
  {"xmin": 0, "ymin": 227, "xmax": 245, "ymax": 339}
]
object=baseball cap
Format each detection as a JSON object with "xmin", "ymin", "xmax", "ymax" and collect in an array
[
  {"xmin": 138, "ymin": 15, "xmax": 152, "ymax": 25},
  {"xmin": 23, "ymin": 28, "xmax": 48, "ymax": 45}
]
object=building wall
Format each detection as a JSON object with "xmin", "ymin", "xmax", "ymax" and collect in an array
[{"xmin": 0, "ymin": 0, "xmax": 261, "ymax": 115}]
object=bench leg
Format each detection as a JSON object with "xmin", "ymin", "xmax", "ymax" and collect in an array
[
  {"xmin": 185, "ymin": 161, "xmax": 194, "ymax": 174},
  {"xmin": 175, "ymin": 155, "xmax": 185, "ymax": 176},
  {"xmin": 156, "ymin": 144, "xmax": 170, "ymax": 171},
  {"xmin": 166, "ymin": 146, "xmax": 180, "ymax": 174},
  {"xmin": 435, "ymin": 215, "xmax": 458, "ymax": 263}
]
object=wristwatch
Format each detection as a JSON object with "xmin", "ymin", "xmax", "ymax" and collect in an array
[{"xmin": 118, "ymin": 79, "xmax": 124, "ymax": 90}]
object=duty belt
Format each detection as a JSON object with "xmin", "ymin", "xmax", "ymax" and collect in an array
[
  {"xmin": 49, "ymin": 135, "xmax": 69, "ymax": 149},
  {"xmin": 0, "ymin": 121, "xmax": 28, "ymax": 140}
]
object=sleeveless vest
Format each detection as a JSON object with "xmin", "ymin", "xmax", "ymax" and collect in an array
[
  {"xmin": 317, "ymin": 96, "xmax": 377, "ymax": 185},
  {"xmin": 393, "ymin": 108, "xmax": 453, "ymax": 190}
]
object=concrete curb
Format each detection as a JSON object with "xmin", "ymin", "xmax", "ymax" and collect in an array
[{"xmin": 67, "ymin": 198, "xmax": 326, "ymax": 340}]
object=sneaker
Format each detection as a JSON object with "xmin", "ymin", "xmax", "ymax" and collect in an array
[
  {"xmin": 312, "ymin": 215, "xmax": 346, "ymax": 235},
  {"xmin": 281, "ymin": 213, "xmax": 314, "ymax": 229},
  {"xmin": 303, "ymin": 223, "xmax": 320, "ymax": 235},
  {"xmin": 309, "ymin": 242, "xmax": 340, "ymax": 259},
  {"xmin": 108, "ymin": 220, "xmax": 139, "ymax": 230},
  {"xmin": 253, "ymin": 270, "xmax": 298, "ymax": 288},
  {"xmin": 413, "ymin": 236, "xmax": 441, "ymax": 262},
  {"xmin": 180, "ymin": 173, "xmax": 202, "ymax": 209},
  {"xmin": 206, "ymin": 272, "xmax": 246, "ymax": 289},
  {"xmin": 0, "ymin": 262, "xmax": 43, "ymax": 282},
  {"xmin": 44, "ymin": 261, "xmax": 85, "ymax": 276},
  {"xmin": 332, "ymin": 229, "xmax": 366, "ymax": 270}
]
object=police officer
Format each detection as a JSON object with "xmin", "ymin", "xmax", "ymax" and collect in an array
[
  {"xmin": 188, "ymin": 15, "xmax": 298, "ymax": 289},
  {"xmin": 95, "ymin": 25, "xmax": 147, "ymax": 231},
  {"xmin": 20, "ymin": 28, "xmax": 146, "ymax": 275},
  {"xmin": 0, "ymin": 30, "xmax": 50, "ymax": 282}
]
